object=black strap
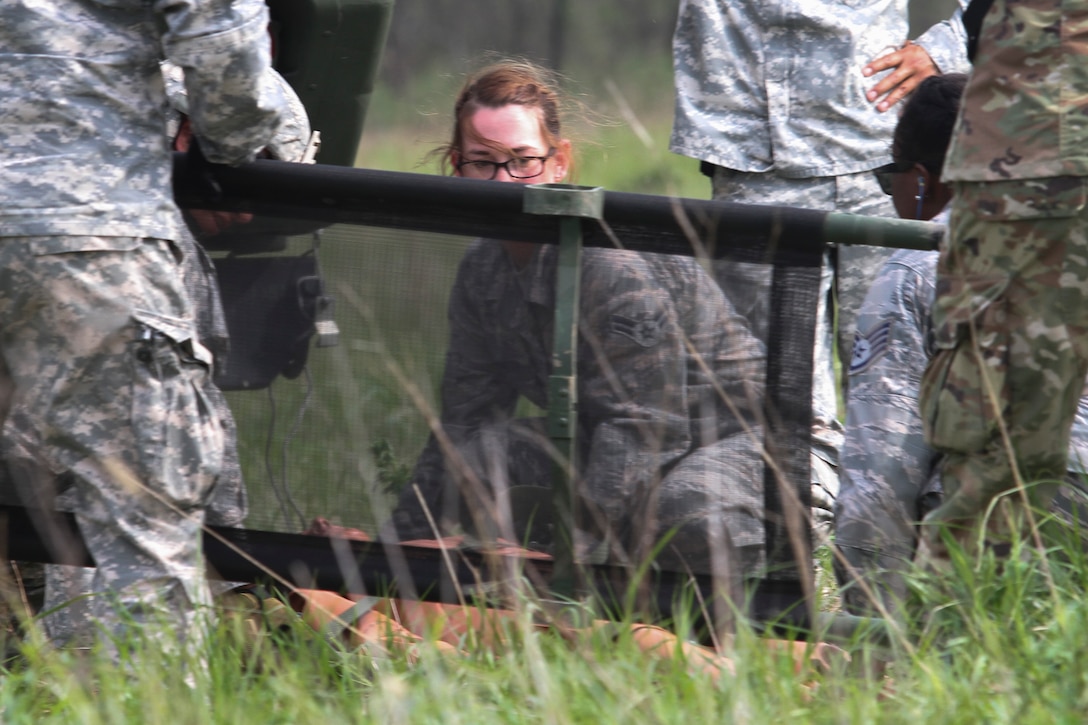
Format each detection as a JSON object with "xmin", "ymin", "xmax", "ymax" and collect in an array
[{"xmin": 963, "ymin": 0, "xmax": 996, "ymax": 63}]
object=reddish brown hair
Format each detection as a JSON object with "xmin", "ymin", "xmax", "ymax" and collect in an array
[{"xmin": 440, "ymin": 60, "xmax": 570, "ymax": 175}]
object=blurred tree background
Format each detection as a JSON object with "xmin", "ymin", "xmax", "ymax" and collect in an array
[{"xmin": 356, "ymin": 0, "xmax": 962, "ymax": 195}]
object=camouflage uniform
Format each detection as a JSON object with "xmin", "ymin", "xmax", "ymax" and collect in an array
[
  {"xmin": 39, "ymin": 58, "xmax": 314, "ymax": 649},
  {"xmin": 0, "ymin": 0, "xmax": 287, "ymax": 656},
  {"xmin": 39, "ymin": 228, "xmax": 249, "ymax": 649},
  {"xmin": 836, "ymin": 232, "xmax": 1088, "ymax": 611},
  {"xmin": 389, "ymin": 242, "xmax": 769, "ymax": 576},
  {"xmin": 669, "ymin": 1, "xmax": 971, "ymax": 523},
  {"xmin": 918, "ymin": 0, "xmax": 1088, "ymax": 560}
]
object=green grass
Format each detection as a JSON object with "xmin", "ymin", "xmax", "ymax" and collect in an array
[{"xmin": 5, "ymin": 529, "xmax": 1088, "ymax": 723}]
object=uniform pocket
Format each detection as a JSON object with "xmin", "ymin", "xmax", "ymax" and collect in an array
[
  {"xmin": 921, "ymin": 289, "xmax": 1010, "ymax": 455},
  {"xmin": 128, "ymin": 313, "xmax": 223, "ymax": 510}
]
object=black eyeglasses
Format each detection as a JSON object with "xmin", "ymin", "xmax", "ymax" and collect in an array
[
  {"xmin": 456, "ymin": 149, "xmax": 556, "ymax": 180},
  {"xmin": 872, "ymin": 160, "xmax": 915, "ymax": 195}
]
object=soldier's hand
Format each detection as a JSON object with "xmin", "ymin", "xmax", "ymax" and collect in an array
[{"xmin": 862, "ymin": 41, "xmax": 940, "ymax": 113}]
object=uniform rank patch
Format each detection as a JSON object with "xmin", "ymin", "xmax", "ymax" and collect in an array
[
  {"xmin": 849, "ymin": 320, "xmax": 892, "ymax": 375},
  {"xmin": 610, "ymin": 310, "xmax": 667, "ymax": 347}
]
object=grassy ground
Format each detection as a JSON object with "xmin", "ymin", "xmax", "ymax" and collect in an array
[{"xmin": 3, "ymin": 526, "xmax": 1088, "ymax": 723}]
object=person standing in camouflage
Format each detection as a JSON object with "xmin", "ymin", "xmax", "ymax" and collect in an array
[
  {"xmin": 37, "ymin": 61, "xmax": 314, "ymax": 649},
  {"xmin": 918, "ymin": 0, "xmax": 1088, "ymax": 563},
  {"xmin": 669, "ymin": 0, "xmax": 972, "ymax": 536},
  {"xmin": 387, "ymin": 60, "xmax": 769, "ymax": 580},
  {"xmin": 0, "ymin": 0, "xmax": 288, "ymax": 658}
]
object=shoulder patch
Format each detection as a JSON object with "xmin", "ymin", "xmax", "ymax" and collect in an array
[
  {"xmin": 610, "ymin": 310, "xmax": 667, "ymax": 347},
  {"xmin": 848, "ymin": 320, "xmax": 892, "ymax": 376}
]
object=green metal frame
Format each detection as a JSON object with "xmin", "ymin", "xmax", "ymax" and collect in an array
[
  {"xmin": 823, "ymin": 211, "xmax": 944, "ymax": 250},
  {"xmin": 523, "ymin": 183, "xmax": 605, "ymax": 596}
]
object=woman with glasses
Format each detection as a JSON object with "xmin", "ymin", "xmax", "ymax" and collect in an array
[
  {"xmin": 385, "ymin": 60, "xmax": 769, "ymax": 584},
  {"xmin": 869, "ymin": 81, "xmax": 957, "ymax": 224}
]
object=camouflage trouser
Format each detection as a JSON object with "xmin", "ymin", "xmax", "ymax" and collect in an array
[
  {"xmin": 709, "ymin": 168, "xmax": 895, "ymax": 530},
  {"xmin": 919, "ymin": 178, "xmax": 1088, "ymax": 559},
  {"xmin": 41, "ymin": 230, "xmax": 248, "ymax": 647},
  {"xmin": 0, "ymin": 236, "xmax": 223, "ymax": 656}
]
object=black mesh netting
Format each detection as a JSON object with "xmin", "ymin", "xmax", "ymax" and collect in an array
[{"xmin": 2, "ymin": 159, "xmax": 848, "ymax": 627}]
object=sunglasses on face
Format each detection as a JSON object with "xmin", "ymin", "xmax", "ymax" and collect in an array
[{"xmin": 872, "ymin": 159, "xmax": 915, "ymax": 195}]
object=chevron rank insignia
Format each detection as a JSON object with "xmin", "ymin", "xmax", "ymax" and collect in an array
[
  {"xmin": 848, "ymin": 320, "xmax": 892, "ymax": 375},
  {"xmin": 610, "ymin": 310, "xmax": 667, "ymax": 347}
]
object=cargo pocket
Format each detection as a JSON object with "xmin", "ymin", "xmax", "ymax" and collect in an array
[
  {"xmin": 128, "ymin": 310, "xmax": 223, "ymax": 509},
  {"xmin": 921, "ymin": 284, "xmax": 1010, "ymax": 456}
]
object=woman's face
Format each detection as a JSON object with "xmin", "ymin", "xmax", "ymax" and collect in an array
[{"xmin": 455, "ymin": 104, "xmax": 569, "ymax": 185}]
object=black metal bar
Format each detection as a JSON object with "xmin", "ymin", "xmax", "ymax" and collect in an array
[
  {"xmin": 174, "ymin": 154, "xmax": 832, "ymax": 265},
  {"xmin": 173, "ymin": 155, "xmax": 943, "ymax": 256}
]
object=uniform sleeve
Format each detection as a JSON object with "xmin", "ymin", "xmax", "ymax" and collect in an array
[
  {"xmin": 577, "ymin": 267, "xmax": 689, "ymax": 528},
  {"xmin": 835, "ymin": 258, "xmax": 938, "ymax": 611},
  {"xmin": 913, "ymin": 1, "xmax": 971, "ymax": 75},
  {"xmin": 1068, "ymin": 390, "xmax": 1088, "ymax": 474},
  {"xmin": 389, "ymin": 249, "xmax": 519, "ymax": 538},
  {"xmin": 435, "ymin": 255, "xmax": 520, "ymax": 430},
  {"xmin": 156, "ymin": 0, "xmax": 287, "ymax": 165}
]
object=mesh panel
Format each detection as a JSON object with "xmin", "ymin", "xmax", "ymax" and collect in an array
[
  {"xmin": 184, "ymin": 161, "xmax": 828, "ymax": 621},
  {"xmin": 1, "ymin": 159, "xmax": 838, "ymax": 626},
  {"xmin": 218, "ymin": 226, "xmax": 471, "ymax": 535},
  {"xmin": 205, "ymin": 218, "xmax": 818, "ymax": 614}
]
